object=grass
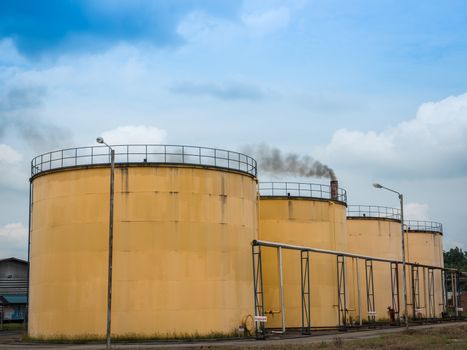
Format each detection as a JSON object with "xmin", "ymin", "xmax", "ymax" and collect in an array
[
  {"xmin": 0, "ymin": 323, "xmax": 26, "ymax": 331},
  {"xmin": 13, "ymin": 324, "xmax": 467, "ymax": 349},
  {"xmin": 205, "ymin": 324, "xmax": 467, "ymax": 350},
  {"xmin": 23, "ymin": 329, "xmax": 242, "ymax": 343}
]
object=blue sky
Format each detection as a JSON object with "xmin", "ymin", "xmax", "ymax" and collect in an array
[{"xmin": 1, "ymin": 0, "xmax": 467, "ymax": 257}]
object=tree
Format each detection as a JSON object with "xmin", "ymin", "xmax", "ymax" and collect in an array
[{"xmin": 443, "ymin": 247, "xmax": 467, "ymax": 291}]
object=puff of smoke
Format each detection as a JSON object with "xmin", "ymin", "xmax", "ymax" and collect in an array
[{"xmin": 243, "ymin": 144, "xmax": 336, "ymax": 180}]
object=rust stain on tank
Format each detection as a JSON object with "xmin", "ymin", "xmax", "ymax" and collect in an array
[
  {"xmin": 220, "ymin": 175, "xmax": 227, "ymax": 223},
  {"xmin": 288, "ymin": 200, "xmax": 294, "ymax": 220},
  {"xmin": 120, "ymin": 167, "xmax": 129, "ymax": 194}
]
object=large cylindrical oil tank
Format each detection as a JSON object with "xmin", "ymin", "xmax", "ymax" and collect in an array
[
  {"xmin": 28, "ymin": 145, "xmax": 258, "ymax": 339},
  {"xmin": 346, "ymin": 205, "xmax": 402, "ymax": 322},
  {"xmin": 405, "ymin": 220, "xmax": 444, "ymax": 319},
  {"xmin": 258, "ymin": 181, "xmax": 348, "ymax": 328}
]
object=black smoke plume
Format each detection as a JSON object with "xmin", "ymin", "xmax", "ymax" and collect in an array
[
  {"xmin": 0, "ymin": 86, "xmax": 72, "ymax": 151},
  {"xmin": 243, "ymin": 144, "xmax": 336, "ymax": 180}
]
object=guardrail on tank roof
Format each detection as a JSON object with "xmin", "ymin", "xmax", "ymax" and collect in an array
[
  {"xmin": 347, "ymin": 205, "xmax": 401, "ymax": 220},
  {"xmin": 405, "ymin": 220, "xmax": 443, "ymax": 234},
  {"xmin": 259, "ymin": 181, "xmax": 347, "ymax": 203},
  {"xmin": 31, "ymin": 144, "xmax": 257, "ymax": 177}
]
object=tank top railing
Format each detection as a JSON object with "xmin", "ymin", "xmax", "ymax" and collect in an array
[
  {"xmin": 405, "ymin": 220, "xmax": 443, "ymax": 234},
  {"xmin": 259, "ymin": 182, "xmax": 347, "ymax": 203},
  {"xmin": 347, "ymin": 205, "xmax": 401, "ymax": 220},
  {"xmin": 31, "ymin": 145, "xmax": 257, "ymax": 177}
]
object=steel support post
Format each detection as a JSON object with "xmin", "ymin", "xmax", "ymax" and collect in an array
[
  {"xmin": 337, "ymin": 255, "xmax": 347, "ymax": 329},
  {"xmin": 422, "ymin": 267, "xmax": 428, "ymax": 319},
  {"xmin": 411, "ymin": 265, "xmax": 420, "ymax": 320},
  {"xmin": 273, "ymin": 247, "xmax": 286, "ymax": 334},
  {"xmin": 252, "ymin": 244, "xmax": 265, "ymax": 339},
  {"xmin": 441, "ymin": 270, "xmax": 447, "ymax": 316},
  {"xmin": 300, "ymin": 250, "xmax": 311, "ymax": 335},
  {"xmin": 390, "ymin": 262, "xmax": 400, "ymax": 324},
  {"xmin": 453, "ymin": 272, "xmax": 459, "ymax": 318},
  {"xmin": 427, "ymin": 268, "xmax": 435, "ymax": 319},
  {"xmin": 356, "ymin": 258, "xmax": 362, "ymax": 326},
  {"xmin": 365, "ymin": 259, "xmax": 376, "ymax": 323}
]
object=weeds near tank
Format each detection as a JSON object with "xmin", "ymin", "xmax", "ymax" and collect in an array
[
  {"xmin": 0, "ymin": 323, "xmax": 25, "ymax": 331},
  {"xmin": 23, "ymin": 329, "xmax": 245, "ymax": 343},
  {"xmin": 16, "ymin": 324, "xmax": 467, "ymax": 348},
  {"xmin": 332, "ymin": 336, "xmax": 343, "ymax": 348}
]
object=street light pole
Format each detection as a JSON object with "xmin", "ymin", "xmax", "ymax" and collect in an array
[
  {"xmin": 96, "ymin": 137, "xmax": 115, "ymax": 349},
  {"xmin": 373, "ymin": 183, "xmax": 409, "ymax": 329}
]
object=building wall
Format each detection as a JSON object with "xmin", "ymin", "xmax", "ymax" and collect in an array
[
  {"xmin": 405, "ymin": 231, "xmax": 444, "ymax": 318},
  {"xmin": 259, "ymin": 198, "xmax": 347, "ymax": 328},
  {"xmin": 346, "ymin": 218, "xmax": 402, "ymax": 322},
  {"xmin": 29, "ymin": 165, "xmax": 257, "ymax": 338},
  {"xmin": 0, "ymin": 259, "xmax": 28, "ymax": 295}
]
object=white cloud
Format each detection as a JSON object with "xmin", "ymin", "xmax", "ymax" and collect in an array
[
  {"xmin": 404, "ymin": 202, "xmax": 430, "ymax": 221},
  {"xmin": 0, "ymin": 144, "xmax": 28, "ymax": 190},
  {"xmin": 0, "ymin": 38, "xmax": 27, "ymax": 66},
  {"xmin": 100, "ymin": 125, "xmax": 167, "ymax": 145},
  {"xmin": 0, "ymin": 144, "xmax": 22, "ymax": 163},
  {"xmin": 317, "ymin": 92, "xmax": 467, "ymax": 179},
  {"xmin": 178, "ymin": 4, "xmax": 296, "ymax": 44},
  {"xmin": 0, "ymin": 222, "xmax": 28, "ymax": 260},
  {"xmin": 242, "ymin": 7, "xmax": 291, "ymax": 36}
]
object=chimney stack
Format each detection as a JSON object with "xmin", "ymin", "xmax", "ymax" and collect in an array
[{"xmin": 330, "ymin": 180, "xmax": 338, "ymax": 200}]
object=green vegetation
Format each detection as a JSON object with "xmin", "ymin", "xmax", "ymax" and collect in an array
[
  {"xmin": 216, "ymin": 324, "xmax": 467, "ymax": 349},
  {"xmin": 23, "ymin": 329, "xmax": 242, "ymax": 343},
  {"xmin": 0, "ymin": 323, "xmax": 26, "ymax": 331},
  {"xmin": 444, "ymin": 247, "xmax": 467, "ymax": 291}
]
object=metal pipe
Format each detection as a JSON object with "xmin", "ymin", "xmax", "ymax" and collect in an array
[
  {"xmin": 272, "ymin": 247, "xmax": 286, "ymax": 334},
  {"xmin": 372, "ymin": 184, "xmax": 408, "ymax": 328},
  {"xmin": 399, "ymin": 193, "xmax": 409, "ymax": 329},
  {"xmin": 106, "ymin": 148, "xmax": 115, "ymax": 350},
  {"xmin": 27, "ymin": 180, "xmax": 32, "ymax": 331},
  {"xmin": 252, "ymin": 240, "xmax": 456, "ymax": 272}
]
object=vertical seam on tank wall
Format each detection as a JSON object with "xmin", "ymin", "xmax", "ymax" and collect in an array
[{"xmin": 27, "ymin": 179, "xmax": 33, "ymax": 332}]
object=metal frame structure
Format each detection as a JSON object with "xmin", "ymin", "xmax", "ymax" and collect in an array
[
  {"xmin": 390, "ymin": 262, "xmax": 400, "ymax": 324},
  {"xmin": 347, "ymin": 205, "xmax": 401, "ymax": 220},
  {"xmin": 300, "ymin": 251, "xmax": 311, "ymax": 335},
  {"xmin": 252, "ymin": 239, "xmax": 462, "ymax": 337},
  {"xmin": 337, "ymin": 255, "xmax": 347, "ymax": 328},
  {"xmin": 252, "ymin": 245, "xmax": 265, "ymax": 339},
  {"xmin": 441, "ymin": 269, "xmax": 463, "ymax": 318},
  {"xmin": 365, "ymin": 260, "xmax": 376, "ymax": 323},
  {"xmin": 259, "ymin": 182, "xmax": 347, "ymax": 203},
  {"xmin": 405, "ymin": 220, "xmax": 443, "ymax": 234},
  {"xmin": 442, "ymin": 270, "xmax": 447, "ymax": 315},
  {"xmin": 30, "ymin": 144, "xmax": 257, "ymax": 178},
  {"xmin": 410, "ymin": 265, "xmax": 421, "ymax": 319},
  {"xmin": 427, "ymin": 268, "xmax": 435, "ymax": 319}
]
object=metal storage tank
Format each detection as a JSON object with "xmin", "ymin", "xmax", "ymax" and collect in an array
[
  {"xmin": 405, "ymin": 220, "xmax": 444, "ymax": 319},
  {"xmin": 258, "ymin": 181, "xmax": 347, "ymax": 329},
  {"xmin": 28, "ymin": 144, "xmax": 258, "ymax": 339},
  {"xmin": 346, "ymin": 205, "xmax": 402, "ymax": 323}
]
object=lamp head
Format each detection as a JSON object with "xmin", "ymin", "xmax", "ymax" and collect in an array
[
  {"xmin": 96, "ymin": 137, "xmax": 104, "ymax": 144},
  {"xmin": 373, "ymin": 183, "xmax": 383, "ymax": 189}
]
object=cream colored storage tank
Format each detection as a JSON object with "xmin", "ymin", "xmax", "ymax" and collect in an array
[
  {"xmin": 346, "ymin": 205, "xmax": 402, "ymax": 322},
  {"xmin": 28, "ymin": 145, "xmax": 258, "ymax": 339},
  {"xmin": 405, "ymin": 220, "xmax": 444, "ymax": 319},
  {"xmin": 258, "ymin": 181, "xmax": 347, "ymax": 328}
]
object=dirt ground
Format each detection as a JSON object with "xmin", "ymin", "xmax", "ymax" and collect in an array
[{"xmin": 1, "ymin": 322, "xmax": 467, "ymax": 349}]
